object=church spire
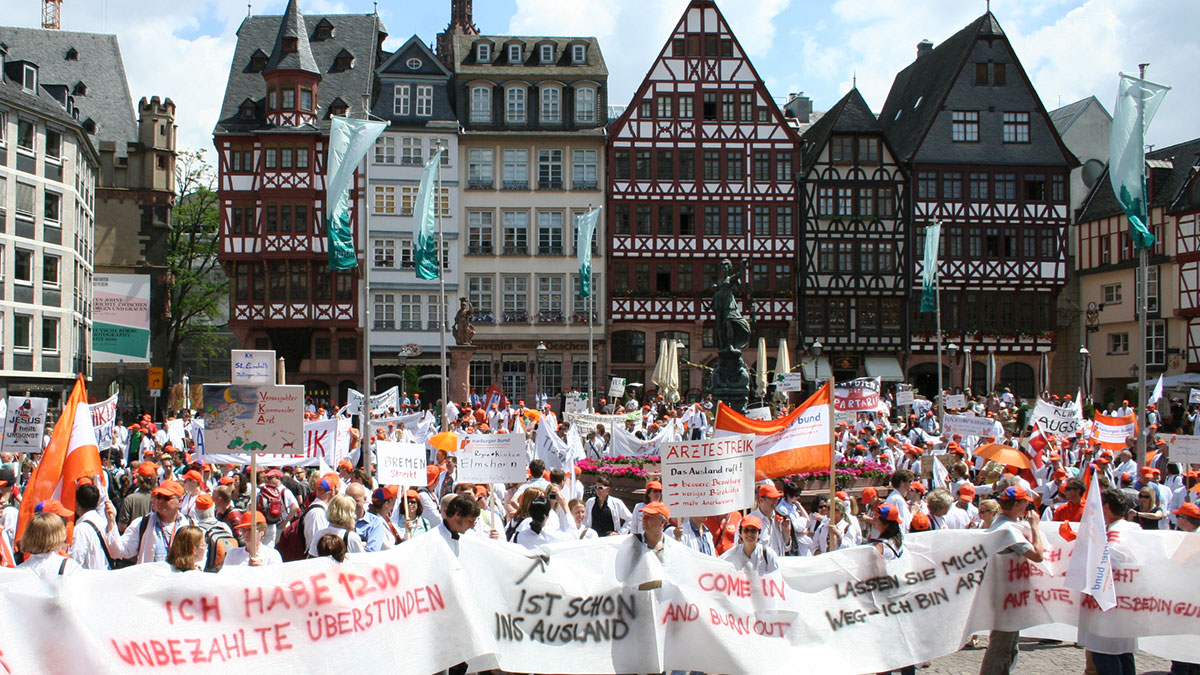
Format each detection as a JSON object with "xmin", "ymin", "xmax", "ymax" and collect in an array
[{"xmin": 437, "ymin": 0, "xmax": 480, "ymax": 68}]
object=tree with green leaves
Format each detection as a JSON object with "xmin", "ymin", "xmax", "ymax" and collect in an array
[{"xmin": 165, "ymin": 150, "xmax": 227, "ymax": 383}]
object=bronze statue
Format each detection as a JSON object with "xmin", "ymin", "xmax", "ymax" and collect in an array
[
  {"xmin": 710, "ymin": 259, "xmax": 752, "ymax": 352},
  {"xmin": 453, "ymin": 297, "xmax": 475, "ymax": 345}
]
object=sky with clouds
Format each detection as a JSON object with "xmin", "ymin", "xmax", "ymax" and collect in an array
[{"xmin": 8, "ymin": 0, "xmax": 1195, "ymax": 156}]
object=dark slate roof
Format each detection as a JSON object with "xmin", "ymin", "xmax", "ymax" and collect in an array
[
  {"xmin": 800, "ymin": 87, "xmax": 881, "ymax": 172},
  {"xmin": 1076, "ymin": 138, "xmax": 1200, "ymax": 223},
  {"xmin": 379, "ymin": 35, "xmax": 450, "ymax": 77},
  {"xmin": 0, "ymin": 27, "xmax": 136, "ymax": 156},
  {"xmin": 265, "ymin": 0, "xmax": 319, "ymax": 75},
  {"xmin": 878, "ymin": 13, "xmax": 997, "ymax": 162},
  {"xmin": 1048, "ymin": 96, "xmax": 1108, "ymax": 134},
  {"xmin": 214, "ymin": 11, "xmax": 386, "ymax": 135},
  {"xmin": 451, "ymin": 35, "xmax": 607, "ymax": 77},
  {"xmin": 373, "ymin": 35, "xmax": 457, "ymax": 127}
]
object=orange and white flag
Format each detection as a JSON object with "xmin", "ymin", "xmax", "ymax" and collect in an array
[
  {"xmin": 16, "ymin": 375, "xmax": 101, "ymax": 545},
  {"xmin": 1093, "ymin": 412, "xmax": 1137, "ymax": 452},
  {"xmin": 715, "ymin": 381, "xmax": 832, "ymax": 479}
]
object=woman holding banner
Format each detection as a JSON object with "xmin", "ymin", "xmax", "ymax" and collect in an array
[{"xmin": 719, "ymin": 514, "xmax": 778, "ymax": 575}]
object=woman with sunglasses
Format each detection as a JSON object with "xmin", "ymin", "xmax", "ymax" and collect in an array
[
  {"xmin": 719, "ymin": 515, "xmax": 779, "ymax": 575},
  {"xmin": 1129, "ymin": 486, "xmax": 1164, "ymax": 530},
  {"xmin": 393, "ymin": 489, "xmax": 433, "ymax": 541}
]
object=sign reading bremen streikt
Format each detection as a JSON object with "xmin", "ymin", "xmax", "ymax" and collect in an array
[
  {"xmin": 661, "ymin": 433, "xmax": 755, "ymax": 518},
  {"xmin": 201, "ymin": 384, "xmax": 304, "ymax": 455}
]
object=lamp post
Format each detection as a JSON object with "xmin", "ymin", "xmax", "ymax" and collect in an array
[
  {"xmin": 1079, "ymin": 346, "xmax": 1091, "ymax": 404},
  {"xmin": 947, "ymin": 343, "xmax": 959, "ymax": 395},
  {"xmin": 536, "ymin": 341, "xmax": 547, "ymax": 405},
  {"xmin": 398, "ymin": 351, "xmax": 408, "ymax": 407}
]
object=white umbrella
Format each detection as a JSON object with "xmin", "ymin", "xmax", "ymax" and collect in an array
[
  {"xmin": 665, "ymin": 341, "xmax": 680, "ymax": 403},
  {"xmin": 650, "ymin": 338, "xmax": 669, "ymax": 393},
  {"xmin": 756, "ymin": 337, "xmax": 768, "ymax": 398},
  {"xmin": 774, "ymin": 338, "xmax": 791, "ymax": 401}
]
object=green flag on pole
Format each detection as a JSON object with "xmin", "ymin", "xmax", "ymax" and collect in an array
[
  {"xmin": 920, "ymin": 221, "xmax": 941, "ymax": 313},
  {"xmin": 413, "ymin": 148, "xmax": 445, "ymax": 280},
  {"xmin": 326, "ymin": 116, "xmax": 388, "ymax": 270},
  {"xmin": 1109, "ymin": 72, "xmax": 1170, "ymax": 250},
  {"xmin": 575, "ymin": 207, "xmax": 601, "ymax": 298}
]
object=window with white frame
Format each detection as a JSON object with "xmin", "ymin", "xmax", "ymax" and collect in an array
[
  {"xmin": 13, "ymin": 314, "xmax": 31, "ymax": 350},
  {"xmin": 575, "ymin": 87, "xmax": 596, "ymax": 123},
  {"xmin": 427, "ymin": 295, "xmax": 445, "ymax": 330},
  {"xmin": 1146, "ymin": 319, "xmax": 1166, "ymax": 367},
  {"xmin": 537, "ymin": 212, "xmax": 563, "ymax": 255},
  {"xmin": 15, "ymin": 249, "xmax": 32, "ymax": 283},
  {"xmin": 374, "ymin": 185, "xmax": 395, "ymax": 214},
  {"xmin": 15, "ymin": 182, "xmax": 34, "ymax": 216},
  {"xmin": 416, "ymin": 86, "xmax": 433, "ymax": 116},
  {"xmin": 374, "ymin": 239, "xmax": 396, "ymax": 268},
  {"xmin": 373, "ymin": 293, "xmax": 395, "ymax": 329},
  {"xmin": 572, "ymin": 274, "xmax": 600, "ymax": 317},
  {"xmin": 45, "ymin": 129, "xmax": 62, "ymax": 160},
  {"xmin": 541, "ymin": 359, "xmax": 562, "ymax": 396},
  {"xmin": 471, "ymin": 86, "xmax": 491, "ymax": 123},
  {"xmin": 571, "ymin": 358, "xmax": 593, "ymax": 390},
  {"xmin": 506, "ymin": 87, "xmax": 527, "ymax": 123},
  {"xmin": 467, "ymin": 211, "xmax": 494, "ymax": 254},
  {"xmin": 477, "ymin": 43, "xmax": 491, "ymax": 63},
  {"xmin": 508, "ymin": 44, "xmax": 523, "ymax": 63},
  {"xmin": 394, "ymin": 85, "xmax": 410, "ymax": 116},
  {"xmin": 0, "ymin": 112, "xmax": 6, "ymax": 145},
  {"xmin": 400, "ymin": 136, "xmax": 423, "ymax": 165},
  {"xmin": 16, "ymin": 119, "xmax": 34, "ymax": 152},
  {"xmin": 572, "ymin": 44, "xmax": 586, "ymax": 64},
  {"xmin": 374, "ymin": 136, "xmax": 395, "ymax": 163},
  {"xmin": 502, "ymin": 276, "xmax": 528, "ymax": 320},
  {"xmin": 22, "ymin": 65, "xmax": 37, "ymax": 92},
  {"xmin": 400, "ymin": 186, "xmax": 418, "ymax": 215},
  {"xmin": 502, "ymin": 149, "xmax": 528, "ymax": 188},
  {"xmin": 502, "ymin": 211, "xmax": 528, "ymax": 255},
  {"xmin": 1107, "ymin": 332, "xmax": 1128, "ymax": 355},
  {"xmin": 541, "ymin": 87, "xmax": 561, "ymax": 123},
  {"xmin": 572, "ymin": 149, "xmax": 598, "ymax": 189},
  {"xmin": 572, "ymin": 210, "xmax": 601, "ymax": 255},
  {"xmin": 470, "ymin": 360, "xmax": 492, "ymax": 392},
  {"xmin": 398, "ymin": 239, "xmax": 414, "ymax": 269},
  {"xmin": 540, "ymin": 44, "xmax": 554, "ymax": 64},
  {"xmin": 43, "ymin": 254, "xmax": 59, "ymax": 287},
  {"xmin": 43, "ymin": 191, "xmax": 60, "ymax": 223},
  {"xmin": 399, "ymin": 294, "xmax": 422, "ymax": 329},
  {"xmin": 468, "ymin": 276, "xmax": 494, "ymax": 317},
  {"xmin": 538, "ymin": 275, "xmax": 563, "ymax": 321},
  {"xmin": 1003, "ymin": 112, "xmax": 1031, "ymax": 143},
  {"xmin": 1102, "ymin": 283, "xmax": 1122, "ymax": 305},
  {"xmin": 1136, "ymin": 265, "xmax": 1160, "ymax": 313},
  {"xmin": 537, "ymin": 149, "xmax": 563, "ymax": 189},
  {"xmin": 427, "ymin": 139, "xmax": 451, "ymax": 166},
  {"xmin": 467, "ymin": 148, "xmax": 493, "ymax": 187}
]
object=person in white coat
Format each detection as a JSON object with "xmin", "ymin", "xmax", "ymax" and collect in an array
[
  {"xmin": 111, "ymin": 480, "xmax": 195, "ymax": 564},
  {"xmin": 69, "ymin": 484, "xmax": 120, "ymax": 570},
  {"xmin": 19, "ymin": 511, "xmax": 82, "ymax": 579},
  {"xmin": 720, "ymin": 515, "xmax": 778, "ymax": 574},
  {"xmin": 583, "ymin": 475, "xmax": 632, "ymax": 536}
]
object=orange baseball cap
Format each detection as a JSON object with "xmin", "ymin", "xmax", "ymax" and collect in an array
[
  {"xmin": 1000, "ymin": 485, "xmax": 1034, "ymax": 502},
  {"xmin": 405, "ymin": 489, "xmax": 421, "ymax": 499},
  {"xmin": 337, "ymin": 460, "xmax": 354, "ymax": 472},
  {"xmin": 758, "ymin": 484, "xmax": 783, "ymax": 499},
  {"xmin": 426, "ymin": 465, "xmax": 443, "ymax": 487},
  {"xmin": 195, "ymin": 494, "xmax": 214, "ymax": 510},
  {"xmin": 317, "ymin": 473, "xmax": 340, "ymax": 492},
  {"xmin": 877, "ymin": 503, "xmax": 903, "ymax": 524},
  {"xmin": 372, "ymin": 485, "xmax": 399, "ymax": 502},
  {"xmin": 136, "ymin": 461, "xmax": 159, "ymax": 477},
  {"xmin": 182, "ymin": 470, "xmax": 203, "ymax": 483},
  {"xmin": 910, "ymin": 512, "xmax": 931, "ymax": 532},
  {"xmin": 642, "ymin": 502, "xmax": 670, "ymax": 519},
  {"xmin": 646, "ymin": 480, "xmax": 663, "ymax": 491},
  {"xmin": 36, "ymin": 499, "xmax": 74, "ymax": 518},
  {"xmin": 1173, "ymin": 502, "xmax": 1200, "ymax": 518},
  {"xmin": 152, "ymin": 480, "xmax": 185, "ymax": 498},
  {"xmin": 235, "ymin": 510, "xmax": 267, "ymax": 529},
  {"xmin": 740, "ymin": 514, "xmax": 763, "ymax": 530},
  {"xmin": 958, "ymin": 483, "xmax": 976, "ymax": 498},
  {"xmin": 861, "ymin": 487, "xmax": 878, "ymax": 501}
]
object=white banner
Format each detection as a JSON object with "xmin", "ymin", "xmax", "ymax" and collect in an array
[
  {"xmin": 611, "ymin": 423, "xmax": 674, "ymax": 457},
  {"xmin": 457, "ymin": 433, "xmax": 527, "ymax": 484},
  {"xmin": 368, "ymin": 386, "xmax": 401, "ymax": 416},
  {"xmin": 166, "ymin": 418, "xmax": 187, "ymax": 449},
  {"xmin": 744, "ymin": 406, "xmax": 772, "ymax": 421},
  {"xmin": 375, "ymin": 441, "xmax": 427, "ymax": 486},
  {"xmin": 1095, "ymin": 413, "xmax": 1137, "ymax": 446},
  {"xmin": 564, "ymin": 410, "xmax": 642, "ymax": 434},
  {"xmin": 1169, "ymin": 434, "xmax": 1200, "ymax": 464},
  {"xmin": 941, "ymin": 413, "xmax": 996, "ymax": 439},
  {"xmin": 230, "ymin": 350, "xmax": 277, "ymax": 384},
  {"xmin": 608, "ymin": 377, "xmax": 627, "ymax": 398},
  {"xmin": 943, "ymin": 393, "xmax": 967, "ymax": 409},
  {"xmin": 661, "ymin": 434, "xmax": 755, "ymax": 518},
  {"xmin": 895, "ymin": 384, "xmax": 914, "ymax": 407},
  {"xmin": 2, "ymin": 396, "xmax": 48, "ymax": 453},
  {"xmin": 0, "ymin": 526, "xmax": 1197, "ymax": 673},
  {"xmin": 88, "ymin": 394, "xmax": 119, "ymax": 451},
  {"xmin": 1032, "ymin": 399, "xmax": 1084, "ymax": 438}
]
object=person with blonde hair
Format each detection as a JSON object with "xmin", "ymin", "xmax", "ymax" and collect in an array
[
  {"xmin": 307, "ymin": 494, "xmax": 364, "ymax": 557},
  {"xmin": 506, "ymin": 487, "xmax": 544, "ymax": 541},
  {"xmin": 19, "ymin": 511, "xmax": 81, "ymax": 579},
  {"xmin": 165, "ymin": 525, "xmax": 206, "ymax": 572}
]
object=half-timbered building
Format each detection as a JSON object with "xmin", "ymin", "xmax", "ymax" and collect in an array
[
  {"xmin": 214, "ymin": 0, "xmax": 385, "ymax": 405},
  {"xmin": 1076, "ymin": 138, "xmax": 1200, "ymax": 402},
  {"xmin": 799, "ymin": 88, "xmax": 909, "ymax": 384},
  {"xmin": 606, "ymin": 0, "xmax": 801, "ymax": 398},
  {"xmin": 878, "ymin": 12, "xmax": 1076, "ymax": 398}
]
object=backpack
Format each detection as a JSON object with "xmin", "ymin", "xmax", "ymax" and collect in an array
[
  {"xmin": 201, "ymin": 523, "xmax": 239, "ymax": 572},
  {"xmin": 258, "ymin": 484, "xmax": 284, "ymax": 524},
  {"xmin": 276, "ymin": 501, "xmax": 324, "ymax": 562}
]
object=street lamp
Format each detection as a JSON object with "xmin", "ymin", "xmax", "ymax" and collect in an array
[
  {"xmin": 1079, "ymin": 346, "xmax": 1091, "ymax": 404},
  {"xmin": 398, "ymin": 350, "xmax": 408, "ymax": 406},
  {"xmin": 536, "ymin": 341, "xmax": 547, "ymax": 402},
  {"xmin": 947, "ymin": 343, "xmax": 959, "ymax": 394}
]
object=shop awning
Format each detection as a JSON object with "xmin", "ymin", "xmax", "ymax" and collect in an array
[
  {"xmin": 865, "ymin": 356, "xmax": 905, "ymax": 382},
  {"xmin": 799, "ymin": 357, "xmax": 832, "ymax": 381}
]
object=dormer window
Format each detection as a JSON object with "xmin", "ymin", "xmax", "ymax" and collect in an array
[
  {"xmin": 572, "ymin": 44, "xmax": 586, "ymax": 64},
  {"xmin": 282, "ymin": 36, "xmax": 298, "ymax": 53},
  {"xmin": 22, "ymin": 64, "xmax": 37, "ymax": 92},
  {"xmin": 329, "ymin": 98, "xmax": 349, "ymax": 117},
  {"xmin": 239, "ymin": 99, "xmax": 257, "ymax": 120},
  {"xmin": 73, "ymin": 81, "xmax": 86, "ymax": 96},
  {"xmin": 249, "ymin": 49, "xmax": 268, "ymax": 72},
  {"xmin": 65, "ymin": 47, "xmax": 78, "ymax": 61},
  {"xmin": 508, "ymin": 44, "xmax": 522, "ymax": 64},
  {"xmin": 476, "ymin": 43, "xmax": 491, "ymax": 63},
  {"xmin": 313, "ymin": 19, "xmax": 334, "ymax": 41},
  {"xmin": 334, "ymin": 49, "xmax": 354, "ymax": 71},
  {"xmin": 83, "ymin": 118, "xmax": 96, "ymax": 134},
  {"xmin": 540, "ymin": 45, "xmax": 554, "ymax": 64}
]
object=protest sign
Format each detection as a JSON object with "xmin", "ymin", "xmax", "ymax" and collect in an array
[
  {"xmin": 1168, "ymin": 434, "xmax": 1200, "ymax": 464},
  {"xmin": 88, "ymin": 394, "xmax": 119, "ymax": 450},
  {"xmin": 834, "ymin": 378, "xmax": 886, "ymax": 416},
  {"xmin": 715, "ymin": 384, "xmax": 832, "ymax": 479},
  {"xmin": 1031, "ymin": 399, "xmax": 1084, "ymax": 438},
  {"xmin": 375, "ymin": 441, "xmax": 427, "ymax": 485},
  {"xmin": 895, "ymin": 384, "xmax": 914, "ymax": 407},
  {"xmin": 230, "ymin": 350, "xmax": 277, "ymax": 384},
  {"xmin": 1094, "ymin": 412, "xmax": 1137, "ymax": 450},
  {"xmin": 611, "ymin": 423, "xmax": 674, "ymax": 457},
  {"xmin": 457, "ymin": 433, "xmax": 526, "ymax": 484},
  {"xmin": 941, "ymin": 413, "xmax": 995, "ymax": 438},
  {"xmin": 564, "ymin": 410, "xmax": 642, "ymax": 433},
  {"xmin": 1191, "ymin": 388, "xmax": 1200, "ymax": 405},
  {"xmin": 565, "ymin": 391, "xmax": 588, "ymax": 414},
  {"xmin": 202, "ymin": 384, "xmax": 304, "ymax": 455},
  {"xmin": 661, "ymin": 434, "xmax": 755, "ymax": 517},
  {"xmin": 775, "ymin": 373, "xmax": 805, "ymax": 393},
  {"xmin": 2, "ymin": 396, "xmax": 47, "ymax": 453},
  {"xmin": 608, "ymin": 377, "xmax": 627, "ymax": 397},
  {"xmin": 166, "ymin": 418, "xmax": 187, "ymax": 448},
  {"xmin": 369, "ymin": 386, "xmax": 401, "ymax": 416},
  {"xmin": 199, "ymin": 419, "xmax": 341, "ymax": 467},
  {"xmin": 943, "ymin": 393, "xmax": 967, "ymax": 409},
  {"xmin": 744, "ymin": 406, "xmax": 772, "ymax": 421}
]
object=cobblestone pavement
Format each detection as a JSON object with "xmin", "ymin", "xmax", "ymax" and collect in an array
[{"xmin": 924, "ymin": 638, "xmax": 1172, "ymax": 674}]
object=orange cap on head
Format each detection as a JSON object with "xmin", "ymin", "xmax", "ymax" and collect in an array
[
  {"xmin": 757, "ymin": 484, "xmax": 783, "ymax": 499},
  {"xmin": 182, "ymin": 470, "xmax": 203, "ymax": 483},
  {"xmin": 235, "ymin": 511, "xmax": 267, "ymax": 529},
  {"xmin": 958, "ymin": 483, "xmax": 976, "ymax": 498},
  {"xmin": 642, "ymin": 502, "xmax": 670, "ymax": 520},
  {"xmin": 195, "ymin": 494, "xmax": 214, "ymax": 510},
  {"xmin": 1173, "ymin": 502, "xmax": 1200, "ymax": 519},
  {"xmin": 646, "ymin": 480, "xmax": 663, "ymax": 491},
  {"xmin": 36, "ymin": 499, "xmax": 74, "ymax": 518},
  {"xmin": 317, "ymin": 473, "xmax": 340, "ymax": 493},
  {"xmin": 910, "ymin": 512, "xmax": 932, "ymax": 532},
  {"xmin": 151, "ymin": 481, "xmax": 185, "ymax": 499},
  {"xmin": 740, "ymin": 514, "xmax": 763, "ymax": 530},
  {"xmin": 861, "ymin": 487, "xmax": 878, "ymax": 502},
  {"xmin": 405, "ymin": 489, "xmax": 420, "ymax": 500},
  {"xmin": 425, "ymin": 465, "xmax": 443, "ymax": 487}
]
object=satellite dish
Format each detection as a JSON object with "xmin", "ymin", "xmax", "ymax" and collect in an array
[{"xmin": 1082, "ymin": 159, "xmax": 1105, "ymax": 189}]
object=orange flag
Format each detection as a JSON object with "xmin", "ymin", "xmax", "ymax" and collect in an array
[
  {"xmin": 16, "ymin": 374, "xmax": 101, "ymax": 546},
  {"xmin": 715, "ymin": 382, "xmax": 833, "ymax": 479}
]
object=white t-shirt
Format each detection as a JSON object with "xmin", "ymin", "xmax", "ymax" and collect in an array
[
  {"xmin": 223, "ymin": 545, "xmax": 283, "ymax": 567},
  {"xmin": 307, "ymin": 526, "xmax": 365, "ymax": 557},
  {"xmin": 302, "ymin": 501, "xmax": 330, "ymax": 548},
  {"xmin": 19, "ymin": 552, "xmax": 81, "ymax": 579}
]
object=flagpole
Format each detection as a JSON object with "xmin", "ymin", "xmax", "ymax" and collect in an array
[
  {"xmin": 436, "ymin": 142, "xmax": 449, "ymax": 433},
  {"xmin": 934, "ymin": 219, "xmax": 944, "ymax": 425},
  {"xmin": 587, "ymin": 204, "xmax": 595, "ymax": 414},
  {"xmin": 359, "ymin": 110, "xmax": 374, "ymax": 472},
  {"xmin": 1135, "ymin": 62, "xmax": 1149, "ymax": 468},
  {"xmin": 827, "ymin": 378, "xmax": 837, "ymax": 553}
]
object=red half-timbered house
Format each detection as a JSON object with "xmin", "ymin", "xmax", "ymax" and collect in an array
[
  {"xmin": 606, "ymin": 0, "xmax": 801, "ymax": 397},
  {"xmin": 213, "ymin": 0, "xmax": 385, "ymax": 404}
]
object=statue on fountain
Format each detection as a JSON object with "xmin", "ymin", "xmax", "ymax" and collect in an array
[{"xmin": 708, "ymin": 259, "xmax": 752, "ymax": 413}]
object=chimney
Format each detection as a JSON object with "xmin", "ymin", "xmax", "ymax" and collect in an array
[
  {"xmin": 916, "ymin": 39, "xmax": 934, "ymax": 59},
  {"xmin": 784, "ymin": 92, "xmax": 812, "ymax": 123}
]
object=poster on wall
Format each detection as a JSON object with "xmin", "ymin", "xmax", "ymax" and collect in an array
[{"xmin": 92, "ymin": 274, "xmax": 151, "ymax": 363}]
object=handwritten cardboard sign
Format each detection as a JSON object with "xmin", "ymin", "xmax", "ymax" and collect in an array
[
  {"xmin": 2, "ymin": 396, "xmax": 48, "ymax": 453},
  {"xmin": 201, "ymin": 384, "xmax": 304, "ymax": 455},
  {"xmin": 661, "ymin": 433, "xmax": 755, "ymax": 518},
  {"xmin": 230, "ymin": 350, "xmax": 277, "ymax": 385},
  {"xmin": 375, "ymin": 441, "xmax": 427, "ymax": 486},
  {"xmin": 456, "ymin": 434, "xmax": 526, "ymax": 484}
]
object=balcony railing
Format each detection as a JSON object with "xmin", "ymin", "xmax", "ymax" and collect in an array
[
  {"xmin": 538, "ymin": 179, "xmax": 564, "ymax": 191},
  {"xmin": 374, "ymin": 320, "xmax": 395, "ymax": 329},
  {"xmin": 400, "ymin": 320, "xmax": 421, "ymax": 330},
  {"xmin": 400, "ymin": 156, "xmax": 424, "ymax": 166},
  {"xmin": 467, "ymin": 179, "xmax": 493, "ymax": 190},
  {"xmin": 466, "ymin": 245, "xmax": 494, "ymax": 255},
  {"xmin": 502, "ymin": 312, "xmax": 529, "ymax": 323},
  {"xmin": 502, "ymin": 180, "xmax": 528, "ymax": 191},
  {"xmin": 572, "ymin": 180, "xmax": 598, "ymax": 191},
  {"xmin": 501, "ymin": 246, "xmax": 527, "ymax": 256},
  {"xmin": 537, "ymin": 245, "xmax": 563, "ymax": 256}
]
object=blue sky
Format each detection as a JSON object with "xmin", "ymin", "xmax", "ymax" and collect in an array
[{"xmin": 6, "ymin": 0, "xmax": 1195, "ymax": 156}]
